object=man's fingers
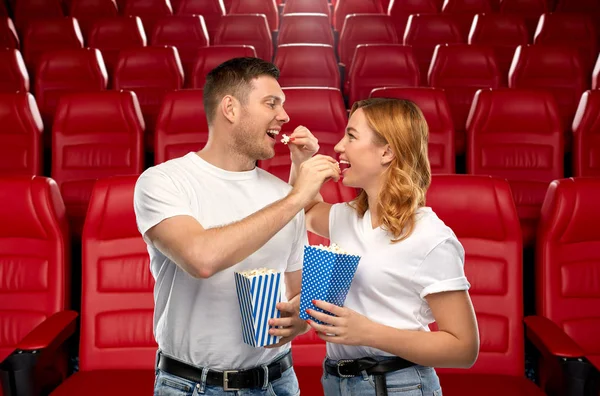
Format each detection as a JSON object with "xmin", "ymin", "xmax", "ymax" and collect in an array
[{"xmin": 269, "ymin": 317, "xmax": 294, "ymax": 328}]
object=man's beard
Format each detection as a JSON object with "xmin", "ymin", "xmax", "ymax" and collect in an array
[{"xmin": 233, "ymin": 113, "xmax": 275, "ymax": 162}]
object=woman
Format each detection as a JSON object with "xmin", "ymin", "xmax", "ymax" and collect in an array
[{"xmin": 287, "ymin": 98, "xmax": 479, "ymax": 396}]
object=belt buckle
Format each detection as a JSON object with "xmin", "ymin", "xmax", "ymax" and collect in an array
[
  {"xmin": 223, "ymin": 370, "xmax": 240, "ymax": 391},
  {"xmin": 336, "ymin": 359, "xmax": 355, "ymax": 378}
]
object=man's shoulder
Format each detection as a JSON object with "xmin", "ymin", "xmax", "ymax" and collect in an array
[{"xmin": 255, "ymin": 168, "xmax": 293, "ymax": 194}]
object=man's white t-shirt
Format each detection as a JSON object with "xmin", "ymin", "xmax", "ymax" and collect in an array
[
  {"xmin": 133, "ymin": 152, "xmax": 307, "ymax": 370},
  {"xmin": 327, "ymin": 203, "xmax": 470, "ymax": 361}
]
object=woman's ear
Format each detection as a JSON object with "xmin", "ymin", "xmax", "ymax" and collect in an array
[
  {"xmin": 221, "ymin": 95, "xmax": 237, "ymax": 123},
  {"xmin": 381, "ymin": 144, "xmax": 395, "ymax": 166}
]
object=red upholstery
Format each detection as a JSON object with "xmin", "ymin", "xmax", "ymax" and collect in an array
[
  {"xmin": 51, "ymin": 175, "xmax": 156, "ymax": 395},
  {"xmin": 213, "ymin": 14, "xmax": 272, "ymax": 61},
  {"xmin": 528, "ymin": 177, "xmax": 600, "ymax": 393},
  {"xmin": 150, "ymin": 15, "xmax": 209, "ymax": 80},
  {"xmin": 427, "ymin": 175, "xmax": 544, "ymax": 395},
  {"xmin": 0, "ymin": 175, "xmax": 72, "ymax": 388},
  {"xmin": 282, "ymin": 0, "xmax": 330, "ymax": 19},
  {"xmin": 86, "ymin": 16, "xmax": 147, "ymax": 76},
  {"xmin": 155, "ymin": 89, "xmax": 207, "ymax": 164},
  {"xmin": 34, "ymin": 48, "xmax": 108, "ymax": 135},
  {"xmin": 388, "ymin": 0, "xmax": 439, "ymax": 40},
  {"xmin": 572, "ymin": 90, "xmax": 600, "ymax": 177},
  {"xmin": 428, "ymin": 43, "xmax": 501, "ymax": 155},
  {"xmin": 0, "ymin": 92, "xmax": 43, "ymax": 176},
  {"xmin": 175, "ymin": 0, "xmax": 224, "ymax": 40},
  {"xmin": 594, "ymin": 54, "xmax": 600, "ymax": 90},
  {"xmin": 333, "ymin": 0, "xmax": 384, "ymax": 32},
  {"xmin": 22, "ymin": 17, "xmax": 84, "ymax": 70},
  {"xmin": 113, "ymin": 46, "xmax": 184, "ymax": 151},
  {"xmin": 466, "ymin": 88, "xmax": 563, "ymax": 247},
  {"xmin": 68, "ymin": 0, "xmax": 118, "ymax": 38},
  {"xmin": 0, "ymin": 48, "xmax": 29, "ymax": 93},
  {"xmin": 122, "ymin": 0, "xmax": 172, "ymax": 37},
  {"xmin": 347, "ymin": 44, "xmax": 419, "ymax": 106},
  {"xmin": 0, "ymin": 17, "xmax": 19, "ymax": 49},
  {"xmin": 509, "ymin": 44, "xmax": 588, "ymax": 143},
  {"xmin": 51, "ymin": 91, "xmax": 144, "ymax": 237},
  {"xmin": 338, "ymin": 14, "xmax": 398, "ymax": 70},
  {"xmin": 0, "ymin": 0, "xmax": 6, "ymax": 15},
  {"xmin": 370, "ymin": 87, "xmax": 455, "ymax": 174},
  {"xmin": 403, "ymin": 14, "xmax": 464, "ymax": 85},
  {"xmin": 441, "ymin": 0, "xmax": 493, "ymax": 39},
  {"xmin": 554, "ymin": 0, "xmax": 600, "ymax": 13},
  {"xmin": 229, "ymin": 0, "xmax": 278, "ymax": 32},
  {"xmin": 275, "ymin": 44, "xmax": 340, "ymax": 89},
  {"xmin": 499, "ymin": 0, "xmax": 547, "ymax": 39},
  {"xmin": 278, "ymin": 13, "xmax": 334, "ymax": 46},
  {"xmin": 188, "ymin": 45, "xmax": 257, "ymax": 89},
  {"xmin": 292, "ymin": 329, "xmax": 326, "ymax": 396},
  {"xmin": 468, "ymin": 14, "xmax": 528, "ymax": 84},
  {"xmin": 13, "ymin": 0, "xmax": 63, "ymax": 33}
]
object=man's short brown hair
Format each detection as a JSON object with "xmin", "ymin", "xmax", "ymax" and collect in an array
[{"xmin": 203, "ymin": 57, "xmax": 280, "ymax": 124}]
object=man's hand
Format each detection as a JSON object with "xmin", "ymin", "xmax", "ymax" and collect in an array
[
  {"xmin": 265, "ymin": 294, "xmax": 310, "ymax": 348},
  {"xmin": 288, "ymin": 125, "xmax": 319, "ymax": 167}
]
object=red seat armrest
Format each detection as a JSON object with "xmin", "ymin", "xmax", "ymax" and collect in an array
[
  {"xmin": 524, "ymin": 315, "xmax": 585, "ymax": 358},
  {"xmin": 16, "ymin": 310, "xmax": 78, "ymax": 352}
]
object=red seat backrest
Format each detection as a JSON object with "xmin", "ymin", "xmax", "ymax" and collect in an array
[
  {"xmin": 0, "ymin": 17, "xmax": 19, "ymax": 49},
  {"xmin": 387, "ymin": 0, "xmax": 439, "ymax": 40},
  {"xmin": 441, "ymin": 0, "xmax": 492, "ymax": 38},
  {"xmin": 278, "ymin": 13, "xmax": 334, "ymax": 46},
  {"xmin": 572, "ymin": 90, "xmax": 600, "ymax": 177},
  {"xmin": 213, "ymin": 14, "xmax": 273, "ymax": 61},
  {"xmin": 536, "ymin": 177, "xmax": 600, "ymax": 360},
  {"xmin": 123, "ymin": 0, "xmax": 173, "ymax": 37},
  {"xmin": 22, "ymin": 17, "xmax": 84, "ymax": 70},
  {"xmin": 229, "ymin": 0, "xmax": 278, "ymax": 32},
  {"xmin": 427, "ymin": 174, "xmax": 523, "ymax": 375},
  {"xmin": 0, "ymin": 92, "xmax": 43, "ymax": 176},
  {"xmin": 155, "ymin": 89, "xmax": 207, "ymax": 164},
  {"xmin": 499, "ymin": 0, "xmax": 547, "ymax": 38},
  {"xmin": 339, "ymin": 14, "xmax": 398, "ymax": 69},
  {"xmin": 13, "ymin": 0, "xmax": 64, "ymax": 33},
  {"xmin": 370, "ymin": 86, "xmax": 455, "ymax": 174},
  {"xmin": 554, "ymin": 0, "xmax": 600, "ymax": 13},
  {"xmin": 283, "ymin": 0, "xmax": 330, "ymax": 18},
  {"xmin": 51, "ymin": 91, "xmax": 144, "ymax": 236},
  {"xmin": 594, "ymin": 55, "xmax": 600, "ymax": 90},
  {"xmin": 188, "ymin": 45, "xmax": 257, "ymax": 89},
  {"xmin": 175, "ymin": 0, "xmax": 224, "ymax": 40},
  {"xmin": 467, "ymin": 88, "xmax": 563, "ymax": 247},
  {"xmin": 0, "ymin": 48, "xmax": 29, "ymax": 93},
  {"xmin": 275, "ymin": 44, "xmax": 340, "ymax": 89},
  {"xmin": 80, "ymin": 175, "xmax": 156, "ymax": 370},
  {"xmin": 333, "ymin": 0, "xmax": 384, "ymax": 32},
  {"xmin": 68, "ymin": 0, "xmax": 118, "ymax": 38},
  {"xmin": 0, "ymin": 175, "xmax": 70, "ymax": 362}
]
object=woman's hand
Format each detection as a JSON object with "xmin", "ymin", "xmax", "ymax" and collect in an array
[{"xmin": 306, "ymin": 300, "xmax": 377, "ymax": 346}]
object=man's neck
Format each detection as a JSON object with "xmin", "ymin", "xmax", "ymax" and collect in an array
[{"xmin": 196, "ymin": 141, "xmax": 255, "ymax": 172}]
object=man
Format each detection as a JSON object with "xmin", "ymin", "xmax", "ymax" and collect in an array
[{"xmin": 134, "ymin": 57, "xmax": 340, "ymax": 395}]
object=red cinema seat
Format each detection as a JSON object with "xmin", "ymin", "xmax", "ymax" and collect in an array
[
  {"xmin": 428, "ymin": 43, "xmax": 501, "ymax": 155},
  {"xmin": 122, "ymin": 0, "xmax": 172, "ymax": 37},
  {"xmin": 282, "ymin": 0, "xmax": 330, "ymax": 18},
  {"xmin": 427, "ymin": 174, "xmax": 545, "ymax": 396},
  {"xmin": 0, "ymin": 92, "xmax": 43, "ymax": 176},
  {"xmin": 594, "ymin": 54, "xmax": 600, "ymax": 90},
  {"xmin": 467, "ymin": 88, "xmax": 563, "ymax": 247},
  {"xmin": 278, "ymin": 13, "xmax": 334, "ymax": 46},
  {"xmin": 525, "ymin": 177, "xmax": 600, "ymax": 396},
  {"xmin": 499, "ymin": 0, "xmax": 547, "ymax": 39},
  {"xmin": 370, "ymin": 87, "xmax": 455, "ymax": 174},
  {"xmin": 275, "ymin": 44, "xmax": 340, "ymax": 89},
  {"xmin": 155, "ymin": 89, "xmax": 207, "ymax": 164},
  {"xmin": 229, "ymin": 0, "xmax": 278, "ymax": 32},
  {"xmin": 468, "ymin": 14, "xmax": 528, "ymax": 84},
  {"xmin": 112, "ymin": 46, "xmax": 183, "ymax": 151},
  {"xmin": 347, "ymin": 44, "xmax": 419, "ymax": 105},
  {"xmin": 572, "ymin": 90, "xmax": 600, "ymax": 177},
  {"xmin": 86, "ymin": 16, "xmax": 147, "ymax": 77},
  {"xmin": 150, "ymin": 15, "xmax": 209, "ymax": 79},
  {"xmin": 0, "ymin": 176, "xmax": 77, "ymax": 396},
  {"xmin": 554, "ymin": 0, "xmax": 600, "ymax": 13},
  {"xmin": 188, "ymin": 45, "xmax": 257, "ymax": 89},
  {"xmin": 387, "ymin": 0, "xmax": 439, "ymax": 40},
  {"xmin": 213, "ymin": 14, "xmax": 272, "ymax": 61},
  {"xmin": 403, "ymin": 14, "xmax": 464, "ymax": 85},
  {"xmin": 50, "ymin": 175, "xmax": 157, "ymax": 395},
  {"xmin": 51, "ymin": 91, "xmax": 144, "ymax": 237},
  {"xmin": 68, "ymin": 0, "xmax": 118, "ymax": 38},
  {"xmin": 175, "ymin": 0, "xmax": 224, "ymax": 40},
  {"xmin": 333, "ymin": 0, "xmax": 384, "ymax": 32},
  {"xmin": 34, "ymin": 48, "xmax": 108, "ymax": 138},
  {"xmin": 441, "ymin": 0, "xmax": 493, "ymax": 39},
  {"xmin": 292, "ymin": 329, "xmax": 326, "ymax": 396},
  {"xmin": 0, "ymin": 48, "xmax": 29, "ymax": 93},
  {"xmin": 13, "ymin": 0, "xmax": 64, "ymax": 34},
  {"xmin": 0, "ymin": 17, "xmax": 19, "ymax": 49}
]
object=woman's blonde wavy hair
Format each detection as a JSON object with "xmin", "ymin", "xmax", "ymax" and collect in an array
[{"xmin": 348, "ymin": 97, "xmax": 431, "ymax": 243}]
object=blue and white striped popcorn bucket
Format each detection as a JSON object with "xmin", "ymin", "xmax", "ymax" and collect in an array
[
  {"xmin": 234, "ymin": 269, "xmax": 282, "ymax": 347},
  {"xmin": 299, "ymin": 244, "xmax": 361, "ymax": 324}
]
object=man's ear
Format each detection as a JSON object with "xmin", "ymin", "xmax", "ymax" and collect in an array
[
  {"xmin": 221, "ymin": 95, "xmax": 237, "ymax": 123},
  {"xmin": 381, "ymin": 144, "xmax": 395, "ymax": 166}
]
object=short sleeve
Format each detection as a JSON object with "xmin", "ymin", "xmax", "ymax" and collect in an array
[
  {"xmin": 285, "ymin": 210, "xmax": 308, "ymax": 273},
  {"xmin": 133, "ymin": 168, "xmax": 195, "ymax": 245},
  {"xmin": 412, "ymin": 237, "xmax": 470, "ymax": 299}
]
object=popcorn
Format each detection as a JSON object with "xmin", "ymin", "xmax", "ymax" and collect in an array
[
  {"xmin": 234, "ymin": 269, "xmax": 282, "ymax": 347},
  {"xmin": 281, "ymin": 134, "xmax": 291, "ymax": 145},
  {"xmin": 299, "ymin": 244, "xmax": 361, "ymax": 324}
]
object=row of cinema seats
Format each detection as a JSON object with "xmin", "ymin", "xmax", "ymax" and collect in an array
[
  {"xmin": 3, "ymin": 84, "xmax": 600, "ymax": 248},
  {"xmin": 1, "ymin": 173, "xmax": 599, "ymax": 395}
]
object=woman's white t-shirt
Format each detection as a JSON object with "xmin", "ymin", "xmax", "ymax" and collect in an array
[{"xmin": 327, "ymin": 203, "xmax": 470, "ymax": 361}]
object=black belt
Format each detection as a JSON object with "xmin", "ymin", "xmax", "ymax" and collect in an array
[
  {"xmin": 325, "ymin": 357, "xmax": 417, "ymax": 396},
  {"xmin": 157, "ymin": 351, "xmax": 293, "ymax": 391}
]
